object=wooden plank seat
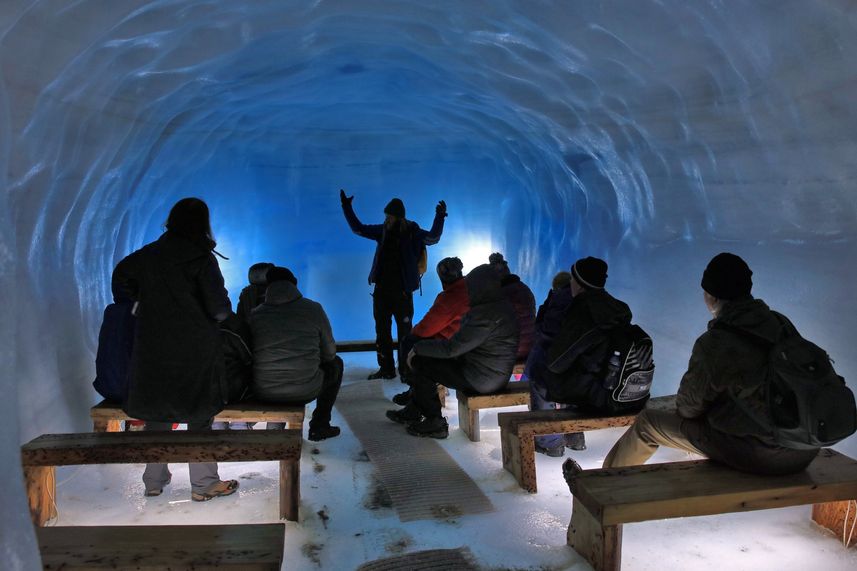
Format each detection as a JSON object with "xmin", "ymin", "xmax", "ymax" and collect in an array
[
  {"xmin": 21, "ymin": 430, "xmax": 303, "ymax": 526},
  {"xmin": 336, "ymin": 339, "xmax": 398, "ymax": 353},
  {"xmin": 90, "ymin": 399, "xmax": 305, "ymax": 433},
  {"xmin": 37, "ymin": 523, "xmax": 285, "ymax": 570},
  {"xmin": 565, "ymin": 448, "xmax": 857, "ymax": 571},
  {"xmin": 456, "ymin": 365, "xmax": 527, "ymax": 442},
  {"xmin": 499, "ymin": 395, "xmax": 677, "ymax": 493}
]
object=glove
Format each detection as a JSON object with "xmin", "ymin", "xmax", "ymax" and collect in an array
[
  {"xmin": 340, "ymin": 189, "xmax": 354, "ymax": 206},
  {"xmin": 436, "ymin": 199, "xmax": 447, "ymax": 218}
]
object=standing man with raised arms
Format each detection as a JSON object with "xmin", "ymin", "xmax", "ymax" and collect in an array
[{"xmin": 340, "ymin": 189, "xmax": 447, "ymax": 380}]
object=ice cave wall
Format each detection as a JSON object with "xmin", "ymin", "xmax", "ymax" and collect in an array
[{"xmin": 2, "ymin": 1, "xmax": 857, "ymax": 567}]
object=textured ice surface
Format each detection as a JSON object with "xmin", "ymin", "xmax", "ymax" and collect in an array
[{"xmin": 2, "ymin": 1, "xmax": 857, "ymax": 569}]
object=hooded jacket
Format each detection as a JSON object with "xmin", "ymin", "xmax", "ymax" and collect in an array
[
  {"xmin": 676, "ymin": 297, "xmax": 819, "ymax": 473},
  {"xmin": 411, "ymin": 277, "xmax": 470, "ymax": 340},
  {"xmin": 501, "ymin": 274, "xmax": 536, "ymax": 360},
  {"xmin": 413, "ymin": 265, "xmax": 519, "ymax": 393},
  {"xmin": 342, "ymin": 200, "xmax": 445, "ymax": 293},
  {"xmin": 250, "ymin": 280, "xmax": 337, "ymax": 403},
  {"xmin": 544, "ymin": 288, "xmax": 633, "ymax": 408},
  {"xmin": 112, "ymin": 232, "xmax": 232, "ymax": 423},
  {"xmin": 236, "ymin": 264, "xmax": 271, "ymax": 324}
]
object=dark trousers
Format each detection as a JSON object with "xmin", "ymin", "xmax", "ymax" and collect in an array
[
  {"xmin": 410, "ymin": 355, "xmax": 478, "ymax": 419},
  {"xmin": 397, "ymin": 334, "xmax": 424, "ymax": 383},
  {"xmin": 373, "ymin": 288, "xmax": 413, "ymax": 373},
  {"xmin": 267, "ymin": 356, "xmax": 344, "ymax": 430}
]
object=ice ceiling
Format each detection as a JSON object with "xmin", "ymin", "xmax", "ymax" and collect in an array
[{"xmin": 2, "ymin": 1, "xmax": 857, "ymax": 566}]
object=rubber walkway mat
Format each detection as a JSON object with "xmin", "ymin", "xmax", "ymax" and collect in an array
[
  {"xmin": 337, "ymin": 381, "xmax": 494, "ymax": 522},
  {"xmin": 356, "ymin": 547, "xmax": 479, "ymax": 570}
]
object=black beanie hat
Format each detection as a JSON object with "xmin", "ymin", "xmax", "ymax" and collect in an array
[
  {"xmin": 436, "ymin": 257, "xmax": 464, "ymax": 284},
  {"xmin": 384, "ymin": 198, "xmax": 406, "ymax": 219},
  {"xmin": 701, "ymin": 252, "xmax": 752, "ymax": 300},
  {"xmin": 571, "ymin": 257, "xmax": 608, "ymax": 289},
  {"xmin": 267, "ymin": 266, "xmax": 298, "ymax": 287}
]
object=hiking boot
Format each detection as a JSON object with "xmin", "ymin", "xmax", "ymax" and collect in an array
[
  {"xmin": 308, "ymin": 425, "xmax": 341, "ymax": 442},
  {"xmin": 391, "ymin": 388, "xmax": 412, "ymax": 406},
  {"xmin": 535, "ymin": 443, "xmax": 565, "ymax": 458},
  {"xmin": 406, "ymin": 417, "xmax": 449, "ymax": 439},
  {"xmin": 368, "ymin": 368, "xmax": 397, "ymax": 380},
  {"xmin": 562, "ymin": 458, "xmax": 584, "ymax": 489},
  {"xmin": 191, "ymin": 479, "xmax": 239, "ymax": 502},
  {"xmin": 386, "ymin": 405, "xmax": 422, "ymax": 425},
  {"xmin": 565, "ymin": 432, "xmax": 587, "ymax": 451},
  {"xmin": 144, "ymin": 475, "xmax": 171, "ymax": 497}
]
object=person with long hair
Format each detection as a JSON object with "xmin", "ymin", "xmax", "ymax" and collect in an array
[{"xmin": 112, "ymin": 197, "xmax": 239, "ymax": 501}]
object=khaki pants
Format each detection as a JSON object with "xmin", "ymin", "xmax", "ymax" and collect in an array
[{"xmin": 603, "ymin": 408, "xmax": 704, "ymax": 468}]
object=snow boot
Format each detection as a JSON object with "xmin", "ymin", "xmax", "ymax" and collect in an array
[
  {"xmin": 308, "ymin": 424, "xmax": 341, "ymax": 442},
  {"xmin": 368, "ymin": 368, "xmax": 397, "ymax": 380},
  {"xmin": 406, "ymin": 417, "xmax": 449, "ymax": 439},
  {"xmin": 386, "ymin": 405, "xmax": 422, "ymax": 425}
]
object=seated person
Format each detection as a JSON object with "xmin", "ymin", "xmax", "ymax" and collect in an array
[
  {"xmin": 524, "ymin": 271, "xmax": 583, "ymax": 457},
  {"xmin": 601, "ymin": 253, "xmax": 821, "ymax": 475},
  {"xmin": 386, "ymin": 264, "xmax": 519, "ymax": 439},
  {"xmin": 250, "ymin": 267, "xmax": 343, "ymax": 441},
  {"xmin": 394, "ymin": 257, "xmax": 470, "ymax": 405},
  {"xmin": 236, "ymin": 262, "xmax": 274, "ymax": 324},
  {"xmin": 489, "ymin": 252, "xmax": 536, "ymax": 361},
  {"xmin": 536, "ymin": 257, "xmax": 645, "ymax": 450}
]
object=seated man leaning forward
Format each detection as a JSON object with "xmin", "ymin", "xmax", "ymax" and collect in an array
[
  {"xmin": 250, "ymin": 267, "xmax": 344, "ymax": 442},
  {"xmin": 386, "ymin": 264, "xmax": 520, "ymax": 439},
  {"xmin": 602, "ymin": 253, "xmax": 821, "ymax": 475}
]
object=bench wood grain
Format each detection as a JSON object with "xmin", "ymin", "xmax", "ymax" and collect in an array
[
  {"xmin": 21, "ymin": 430, "xmax": 302, "ymax": 525},
  {"xmin": 456, "ymin": 373, "xmax": 528, "ymax": 442},
  {"xmin": 565, "ymin": 449, "xmax": 857, "ymax": 571},
  {"xmin": 90, "ymin": 400, "xmax": 305, "ymax": 432},
  {"xmin": 37, "ymin": 523, "xmax": 285, "ymax": 570},
  {"xmin": 499, "ymin": 395, "xmax": 676, "ymax": 492}
]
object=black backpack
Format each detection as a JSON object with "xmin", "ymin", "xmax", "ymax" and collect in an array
[
  {"xmin": 603, "ymin": 323, "xmax": 655, "ymax": 406},
  {"xmin": 717, "ymin": 319, "xmax": 856, "ymax": 449}
]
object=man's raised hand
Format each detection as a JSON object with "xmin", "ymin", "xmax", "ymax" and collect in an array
[
  {"xmin": 340, "ymin": 189, "xmax": 354, "ymax": 205},
  {"xmin": 436, "ymin": 199, "xmax": 447, "ymax": 218}
]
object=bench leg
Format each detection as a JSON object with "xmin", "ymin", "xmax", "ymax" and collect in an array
[
  {"xmin": 458, "ymin": 398, "xmax": 480, "ymax": 442},
  {"xmin": 93, "ymin": 419, "xmax": 123, "ymax": 432},
  {"xmin": 23, "ymin": 466, "xmax": 57, "ymax": 526},
  {"xmin": 279, "ymin": 460, "xmax": 300, "ymax": 522},
  {"xmin": 812, "ymin": 500, "xmax": 857, "ymax": 545},
  {"xmin": 568, "ymin": 497, "xmax": 622, "ymax": 571},
  {"xmin": 501, "ymin": 428, "xmax": 536, "ymax": 492}
]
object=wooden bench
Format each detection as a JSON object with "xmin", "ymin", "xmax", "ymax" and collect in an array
[
  {"xmin": 499, "ymin": 395, "xmax": 676, "ymax": 492},
  {"xmin": 336, "ymin": 339, "xmax": 397, "ymax": 353},
  {"xmin": 565, "ymin": 448, "xmax": 857, "ymax": 571},
  {"xmin": 21, "ymin": 430, "xmax": 303, "ymax": 526},
  {"xmin": 37, "ymin": 523, "xmax": 285, "ymax": 570},
  {"xmin": 90, "ymin": 400, "xmax": 305, "ymax": 433},
  {"xmin": 456, "ymin": 363, "xmax": 527, "ymax": 442}
]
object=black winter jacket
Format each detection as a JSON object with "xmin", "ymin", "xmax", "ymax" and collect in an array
[
  {"xmin": 413, "ymin": 264, "xmax": 519, "ymax": 393},
  {"xmin": 112, "ymin": 232, "xmax": 232, "ymax": 423}
]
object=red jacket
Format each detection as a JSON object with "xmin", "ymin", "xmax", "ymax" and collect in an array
[{"xmin": 411, "ymin": 277, "xmax": 470, "ymax": 340}]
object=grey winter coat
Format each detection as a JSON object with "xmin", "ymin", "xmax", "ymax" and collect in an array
[
  {"xmin": 112, "ymin": 232, "xmax": 232, "ymax": 423},
  {"xmin": 413, "ymin": 264, "xmax": 519, "ymax": 393},
  {"xmin": 250, "ymin": 280, "xmax": 337, "ymax": 403}
]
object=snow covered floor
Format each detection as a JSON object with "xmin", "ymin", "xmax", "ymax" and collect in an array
[{"xmin": 50, "ymin": 353, "xmax": 857, "ymax": 570}]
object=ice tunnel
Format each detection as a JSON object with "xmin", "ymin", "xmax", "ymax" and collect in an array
[{"xmin": 2, "ymin": 1, "xmax": 857, "ymax": 567}]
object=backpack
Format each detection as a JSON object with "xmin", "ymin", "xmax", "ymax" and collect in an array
[
  {"xmin": 545, "ymin": 320, "xmax": 653, "ymax": 411},
  {"xmin": 92, "ymin": 301, "xmax": 136, "ymax": 402},
  {"xmin": 604, "ymin": 323, "xmax": 655, "ymax": 406},
  {"xmin": 717, "ymin": 320, "xmax": 856, "ymax": 449}
]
